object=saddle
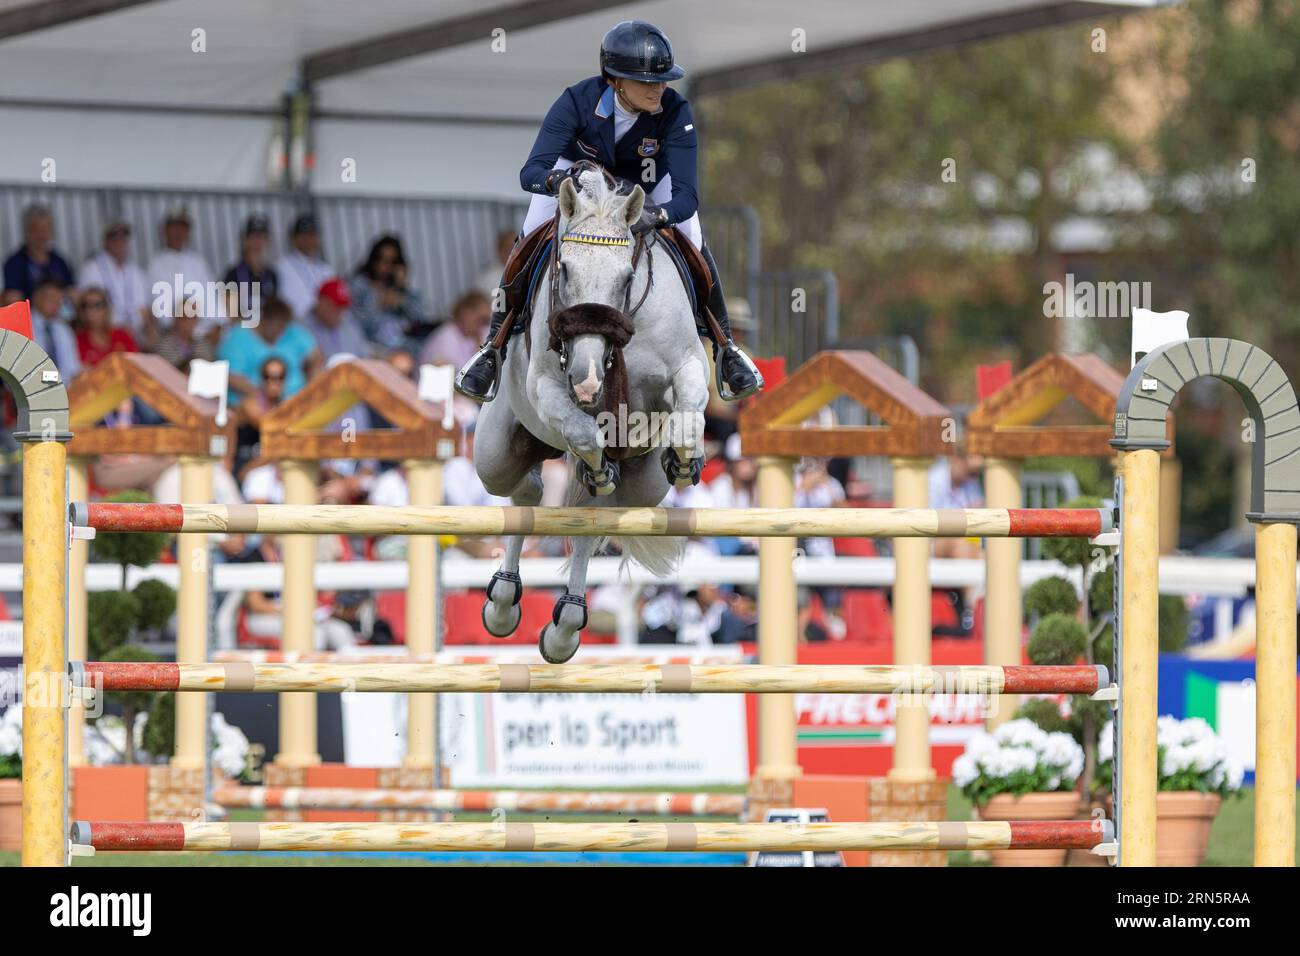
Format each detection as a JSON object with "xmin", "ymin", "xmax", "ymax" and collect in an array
[{"xmin": 493, "ymin": 218, "xmax": 711, "ymax": 344}]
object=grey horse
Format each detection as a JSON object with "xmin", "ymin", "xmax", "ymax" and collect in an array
[{"xmin": 472, "ymin": 170, "xmax": 710, "ymax": 663}]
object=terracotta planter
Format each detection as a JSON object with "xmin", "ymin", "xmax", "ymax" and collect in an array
[
  {"xmin": 0, "ymin": 777, "xmax": 20, "ymax": 852},
  {"xmin": 980, "ymin": 791, "xmax": 1082, "ymax": 867},
  {"xmin": 1156, "ymin": 791, "xmax": 1221, "ymax": 867}
]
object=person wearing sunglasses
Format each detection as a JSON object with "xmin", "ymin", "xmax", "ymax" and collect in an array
[{"xmin": 74, "ymin": 285, "xmax": 138, "ymax": 367}]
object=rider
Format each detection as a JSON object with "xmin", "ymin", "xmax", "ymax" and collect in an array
[{"xmin": 455, "ymin": 19, "xmax": 763, "ymax": 403}]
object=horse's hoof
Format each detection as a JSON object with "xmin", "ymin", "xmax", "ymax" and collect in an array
[
  {"xmin": 481, "ymin": 600, "xmax": 522, "ymax": 638},
  {"xmin": 538, "ymin": 624, "xmax": 580, "ymax": 663},
  {"xmin": 579, "ymin": 456, "xmax": 620, "ymax": 496},
  {"xmin": 661, "ymin": 448, "xmax": 702, "ymax": 488}
]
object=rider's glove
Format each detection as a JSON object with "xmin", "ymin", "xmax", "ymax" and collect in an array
[
  {"xmin": 631, "ymin": 204, "xmax": 669, "ymax": 235},
  {"xmin": 544, "ymin": 168, "xmax": 575, "ymax": 195}
]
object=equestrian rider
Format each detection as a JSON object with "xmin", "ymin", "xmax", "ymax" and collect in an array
[{"xmin": 455, "ymin": 19, "xmax": 764, "ymax": 403}]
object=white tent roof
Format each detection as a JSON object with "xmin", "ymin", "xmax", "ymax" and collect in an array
[{"xmin": 0, "ymin": 0, "xmax": 1172, "ymax": 193}]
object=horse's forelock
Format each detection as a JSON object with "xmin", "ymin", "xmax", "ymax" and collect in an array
[{"xmin": 568, "ymin": 173, "xmax": 633, "ymax": 233}]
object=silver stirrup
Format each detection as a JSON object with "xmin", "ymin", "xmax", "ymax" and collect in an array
[
  {"xmin": 716, "ymin": 343, "xmax": 764, "ymax": 401},
  {"xmin": 454, "ymin": 343, "xmax": 502, "ymax": 403}
]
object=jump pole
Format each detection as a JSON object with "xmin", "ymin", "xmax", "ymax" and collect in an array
[
  {"xmin": 1254, "ymin": 520, "xmax": 1297, "ymax": 866},
  {"xmin": 2, "ymin": 322, "xmax": 72, "ymax": 867},
  {"xmin": 173, "ymin": 454, "xmax": 214, "ymax": 770},
  {"xmin": 74, "ymin": 503, "xmax": 1111, "ymax": 539},
  {"xmin": 214, "ymin": 786, "xmax": 748, "ymax": 817},
  {"xmin": 73, "ymin": 661, "xmax": 1109, "ymax": 694},
  {"xmin": 66, "ymin": 456, "xmax": 89, "ymax": 768},
  {"xmin": 72, "ymin": 819, "xmax": 1113, "ymax": 853},
  {"xmin": 403, "ymin": 457, "xmax": 440, "ymax": 771},
  {"xmin": 753, "ymin": 456, "xmax": 800, "ymax": 809},
  {"xmin": 279, "ymin": 460, "xmax": 320, "ymax": 769},
  {"xmin": 890, "ymin": 456, "xmax": 934, "ymax": 784}
]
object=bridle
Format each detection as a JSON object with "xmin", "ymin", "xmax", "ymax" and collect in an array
[{"xmin": 547, "ymin": 216, "xmax": 654, "ymax": 323}]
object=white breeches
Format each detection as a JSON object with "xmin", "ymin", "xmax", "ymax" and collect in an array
[{"xmin": 520, "ymin": 157, "xmax": 703, "ymax": 249}]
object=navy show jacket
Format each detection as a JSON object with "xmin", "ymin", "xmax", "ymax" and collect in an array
[{"xmin": 519, "ymin": 76, "xmax": 700, "ymax": 226}]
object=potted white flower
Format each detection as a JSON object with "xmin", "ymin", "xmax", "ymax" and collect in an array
[
  {"xmin": 952, "ymin": 717, "xmax": 1085, "ymax": 866},
  {"xmin": 1098, "ymin": 715, "xmax": 1242, "ymax": 866},
  {"xmin": 0, "ymin": 705, "xmax": 21, "ymax": 851}
]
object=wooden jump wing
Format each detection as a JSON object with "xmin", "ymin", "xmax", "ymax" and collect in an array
[
  {"xmin": 67, "ymin": 352, "xmax": 229, "ymax": 456},
  {"xmin": 737, "ymin": 350, "xmax": 951, "ymax": 458},
  {"xmin": 260, "ymin": 358, "xmax": 459, "ymax": 461},
  {"xmin": 966, "ymin": 352, "xmax": 1170, "ymax": 458}
]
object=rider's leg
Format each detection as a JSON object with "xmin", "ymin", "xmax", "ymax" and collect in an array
[
  {"xmin": 456, "ymin": 190, "xmax": 560, "ymax": 402},
  {"xmin": 699, "ymin": 242, "xmax": 762, "ymax": 400},
  {"xmin": 656, "ymin": 197, "xmax": 763, "ymax": 401}
]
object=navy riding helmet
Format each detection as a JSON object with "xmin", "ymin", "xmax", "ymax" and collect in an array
[{"xmin": 599, "ymin": 20, "xmax": 686, "ymax": 83}]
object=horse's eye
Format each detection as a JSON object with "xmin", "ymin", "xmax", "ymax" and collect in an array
[
  {"xmin": 559, "ymin": 350, "xmax": 567, "ymax": 368},
  {"xmin": 605, "ymin": 354, "xmax": 614, "ymax": 369}
]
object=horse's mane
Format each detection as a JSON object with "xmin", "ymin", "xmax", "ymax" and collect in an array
[{"xmin": 571, "ymin": 170, "xmax": 631, "ymax": 227}]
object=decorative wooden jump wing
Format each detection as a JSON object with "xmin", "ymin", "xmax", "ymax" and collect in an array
[{"xmin": 737, "ymin": 350, "xmax": 952, "ymax": 457}]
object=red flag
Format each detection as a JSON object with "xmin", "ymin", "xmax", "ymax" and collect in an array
[
  {"xmin": 976, "ymin": 361, "xmax": 1013, "ymax": 400},
  {"xmin": 0, "ymin": 301, "xmax": 33, "ymax": 340}
]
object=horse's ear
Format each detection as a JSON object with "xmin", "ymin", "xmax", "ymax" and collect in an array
[
  {"xmin": 623, "ymin": 185, "xmax": 645, "ymax": 226},
  {"xmin": 558, "ymin": 177, "xmax": 579, "ymax": 220}
]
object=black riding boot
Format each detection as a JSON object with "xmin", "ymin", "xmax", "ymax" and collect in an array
[
  {"xmin": 455, "ymin": 283, "xmax": 513, "ymax": 402},
  {"xmin": 700, "ymin": 245, "xmax": 763, "ymax": 401}
]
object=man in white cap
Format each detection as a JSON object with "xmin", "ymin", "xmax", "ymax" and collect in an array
[{"xmin": 79, "ymin": 220, "xmax": 153, "ymax": 341}]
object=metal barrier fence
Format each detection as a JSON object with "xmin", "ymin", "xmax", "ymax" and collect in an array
[{"xmin": 0, "ymin": 182, "xmax": 762, "ymax": 319}]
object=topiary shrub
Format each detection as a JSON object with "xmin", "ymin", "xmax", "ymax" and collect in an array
[
  {"xmin": 1023, "ymin": 576, "xmax": 1079, "ymax": 619},
  {"xmin": 1027, "ymin": 612, "xmax": 1087, "ymax": 666},
  {"xmin": 87, "ymin": 590, "xmax": 141, "ymax": 659},
  {"xmin": 133, "ymin": 578, "xmax": 177, "ymax": 632}
]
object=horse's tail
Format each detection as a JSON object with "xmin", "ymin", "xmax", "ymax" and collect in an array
[
  {"xmin": 563, "ymin": 457, "xmax": 685, "ymax": 578},
  {"xmin": 610, "ymin": 530, "xmax": 684, "ymax": 578}
]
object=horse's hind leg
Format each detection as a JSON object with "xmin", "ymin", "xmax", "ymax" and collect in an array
[
  {"xmin": 538, "ymin": 535, "xmax": 594, "ymax": 664},
  {"xmin": 481, "ymin": 466, "xmax": 543, "ymax": 637}
]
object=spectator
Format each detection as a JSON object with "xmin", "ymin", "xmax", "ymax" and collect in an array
[
  {"xmin": 152, "ymin": 294, "xmax": 216, "ymax": 372},
  {"xmin": 276, "ymin": 214, "xmax": 333, "ymax": 321},
  {"xmin": 219, "ymin": 296, "xmax": 321, "ymax": 406},
  {"xmin": 795, "ymin": 457, "xmax": 846, "ymax": 639},
  {"xmin": 714, "ymin": 585, "xmax": 758, "ymax": 644},
  {"xmin": 223, "ymin": 214, "xmax": 279, "ymax": 317},
  {"xmin": 232, "ymin": 356, "xmax": 287, "ymax": 482},
  {"xmin": 74, "ymin": 286, "xmax": 137, "ymax": 367},
  {"xmin": 474, "ymin": 229, "xmax": 517, "ymax": 300},
  {"xmin": 3, "ymin": 203, "xmax": 75, "ymax": 298},
  {"xmin": 78, "ymin": 221, "xmax": 152, "ymax": 341},
  {"xmin": 419, "ymin": 289, "xmax": 490, "ymax": 369},
  {"xmin": 146, "ymin": 206, "xmax": 218, "ymax": 331},
  {"xmin": 305, "ymin": 278, "xmax": 370, "ymax": 361},
  {"xmin": 707, "ymin": 441, "xmax": 758, "ymax": 555},
  {"xmin": 350, "ymin": 234, "xmax": 428, "ymax": 351},
  {"xmin": 29, "ymin": 279, "xmax": 81, "ymax": 382}
]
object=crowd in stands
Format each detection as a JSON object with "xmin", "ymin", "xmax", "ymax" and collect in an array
[{"xmin": 1, "ymin": 201, "xmax": 987, "ymax": 652}]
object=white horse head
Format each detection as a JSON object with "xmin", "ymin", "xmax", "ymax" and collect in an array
[{"xmin": 552, "ymin": 173, "xmax": 646, "ymax": 409}]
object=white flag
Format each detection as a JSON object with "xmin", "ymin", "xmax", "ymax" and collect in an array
[
  {"xmin": 1131, "ymin": 308, "xmax": 1189, "ymax": 369},
  {"xmin": 419, "ymin": 364, "xmax": 456, "ymax": 431},
  {"xmin": 189, "ymin": 358, "xmax": 230, "ymax": 427}
]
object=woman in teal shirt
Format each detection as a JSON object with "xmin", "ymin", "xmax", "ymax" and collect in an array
[{"xmin": 219, "ymin": 296, "xmax": 322, "ymax": 405}]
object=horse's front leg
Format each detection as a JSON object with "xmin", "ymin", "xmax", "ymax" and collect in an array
[
  {"xmin": 662, "ymin": 356, "xmax": 710, "ymax": 489},
  {"xmin": 536, "ymin": 376, "xmax": 618, "ymax": 495},
  {"xmin": 538, "ymin": 536, "xmax": 595, "ymax": 663},
  {"xmin": 481, "ymin": 468, "xmax": 543, "ymax": 637}
]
